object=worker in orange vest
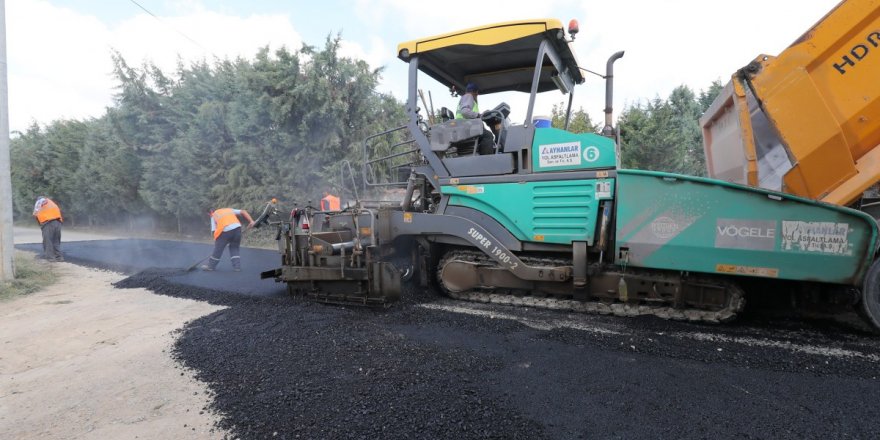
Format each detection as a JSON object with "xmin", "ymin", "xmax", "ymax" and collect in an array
[
  {"xmin": 200, "ymin": 207, "xmax": 255, "ymax": 272},
  {"xmin": 320, "ymin": 192, "xmax": 340, "ymax": 211},
  {"xmin": 32, "ymin": 196, "xmax": 64, "ymax": 262}
]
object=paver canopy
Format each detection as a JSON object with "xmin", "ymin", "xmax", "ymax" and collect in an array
[{"xmin": 396, "ymin": 19, "xmax": 584, "ymax": 95}]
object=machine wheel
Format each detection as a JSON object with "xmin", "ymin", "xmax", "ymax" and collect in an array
[{"xmin": 860, "ymin": 258, "xmax": 880, "ymax": 332}]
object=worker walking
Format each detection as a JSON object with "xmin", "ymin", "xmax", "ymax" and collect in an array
[
  {"xmin": 33, "ymin": 196, "xmax": 63, "ymax": 262},
  {"xmin": 200, "ymin": 208, "xmax": 255, "ymax": 272},
  {"xmin": 320, "ymin": 191, "xmax": 340, "ymax": 211}
]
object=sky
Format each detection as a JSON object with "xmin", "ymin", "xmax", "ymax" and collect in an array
[{"xmin": 5, "ymin": 0, "xmax": 843, "ymax": 133}]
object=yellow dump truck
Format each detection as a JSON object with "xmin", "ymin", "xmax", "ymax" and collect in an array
[{"xmin": 700, "ymin": 0, "xmax": 880, "ymax": 215}]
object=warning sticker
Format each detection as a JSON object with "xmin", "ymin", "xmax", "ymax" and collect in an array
[
  {"xmin": 456, "ymin": 185, "xmax": 484, "ymax": 194},
  {"xmin": 781, "ymin": 221, "xmax": 852, "ymax": 256},
  {"xmin": 539, "ymin": 142, "xmax": 581, "ymax": 168},
  {"xmin": 716, "ymin": 264, "xmax": 779, "ymax": 278},
  {"xmin": 595, "ymin": 181, "xmax": 612, "ymax": 199}
]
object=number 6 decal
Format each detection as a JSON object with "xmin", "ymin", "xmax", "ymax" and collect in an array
[{"xmin": 583, "ymin": 146, "xmax": 600, "ymax": 162}]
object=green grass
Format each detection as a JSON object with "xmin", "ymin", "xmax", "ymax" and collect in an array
[{"xmin": 0, "ymin": 252, "xmax": 58, "ymax": 301}]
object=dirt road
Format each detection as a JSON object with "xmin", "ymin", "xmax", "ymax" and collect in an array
[{"xmin": 0, "ymin": 228, "xmax": 226, "ymax": 439}]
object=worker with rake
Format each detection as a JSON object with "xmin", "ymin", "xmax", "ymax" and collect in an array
[{"xmin": 200, "ymin": 207, "xmax": 256, "ymax": 272}]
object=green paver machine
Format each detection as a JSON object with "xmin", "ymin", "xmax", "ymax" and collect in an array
[{"xmin": 261, "ymin": 19, "xmax": 880, "ymax": 329}]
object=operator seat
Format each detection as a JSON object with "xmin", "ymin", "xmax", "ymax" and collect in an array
[
  {"xmin": 482, "ymin": 102, "xmax": 511, "ymax": 153},
  {"xmin": 428, "ymin": 101, "xmax": 515, "ymax": 177},
  {"xmin": 428, "ymin": 118, "xmax": 484, "ymax": 154},
  {"xmin": 438, "ymin": 107, "xmax": 455, "ymax": 122}
]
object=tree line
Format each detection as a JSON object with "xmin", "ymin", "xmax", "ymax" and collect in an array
[
  {"xmin": 11, "ymin": 36, "xmax": 723, "ymax": 234},
  {"xmin": 551, "ymin": 81, "xmax": 724, "ymax": 176},
  {"xmin": 11, "ymin": 36, "xmax": 404, "ymax": 233}
]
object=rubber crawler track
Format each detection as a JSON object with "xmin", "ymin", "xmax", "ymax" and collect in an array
[{"xmin": 438, "ymin": 250, "xmax": 746, "ymax": 324}]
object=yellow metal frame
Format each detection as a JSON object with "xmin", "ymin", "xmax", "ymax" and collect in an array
[{"xmin": 732, "ymin": 79, "xmax": 760, "ymax": 187}]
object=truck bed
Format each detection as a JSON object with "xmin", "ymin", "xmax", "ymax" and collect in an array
[{"xmin": 700, "ymin": 0, "xmax": 880, "ymax": 207}]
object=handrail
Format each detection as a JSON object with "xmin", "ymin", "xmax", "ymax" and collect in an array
[
  {"xmin": 339, "ymin": 160, "xmax": 360, "ymax": 207},
  {"xmin": 362, "ymin": 124, "xmax": 419, "ymax": 192}
]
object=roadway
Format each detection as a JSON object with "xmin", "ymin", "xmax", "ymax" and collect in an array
[{"xmin": 13, "ymin": 232, "xmax": 880, "ymax": 439}]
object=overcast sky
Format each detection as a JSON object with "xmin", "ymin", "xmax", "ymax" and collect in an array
[{"xmin": 6, "ymin": 0, "xmax": 842, "ymax": 133}]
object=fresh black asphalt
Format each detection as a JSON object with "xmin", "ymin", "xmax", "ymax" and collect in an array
[
  {"xmin": 18, "ymin": 238, "xmax": 286, "ymax": 297},
  {"xmin": 17, "ymin": 239, "xmax": 880, "ymax": 439}
]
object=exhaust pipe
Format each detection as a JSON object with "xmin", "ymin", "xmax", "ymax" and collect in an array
[{"xmin": 602, "ymin": 51, "xmax": 625, "ymax": 137}]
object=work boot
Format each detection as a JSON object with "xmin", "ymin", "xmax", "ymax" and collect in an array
[{"xmin": 199, "ymin": 264, "xmax": 214, "ymax": 271}]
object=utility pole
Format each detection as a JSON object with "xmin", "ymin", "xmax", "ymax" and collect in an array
[{"xmin": 0, "ymin": 0, "xmax": 14, "ymax": 281}]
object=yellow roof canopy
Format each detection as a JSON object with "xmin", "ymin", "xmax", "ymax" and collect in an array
[{"xmin": 397, "ymin": 19, "xmax": 584, "ymax": 94}]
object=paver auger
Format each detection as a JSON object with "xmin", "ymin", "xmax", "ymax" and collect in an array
[{"xmin": 260, "ymin": 18, "xmax": 880, "ymax": 330}]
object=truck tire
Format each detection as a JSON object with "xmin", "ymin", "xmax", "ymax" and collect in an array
[{"xmin": 860, "ymin": 258, "xmax": 880, "ymax": 332}]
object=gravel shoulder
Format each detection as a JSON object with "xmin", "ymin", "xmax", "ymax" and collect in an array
[{"xmin": 1, "ymin": 229, "xmax": 227, "ymax": 439}]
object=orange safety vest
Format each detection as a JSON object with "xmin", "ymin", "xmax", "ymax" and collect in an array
[
  {"xmin": 320, "ymin": 194, "xmax": 340, "ymax": 211},
  {"xmin": 211, "ymin": 208, "xmax": 240, "ymax": 240},
  {"xmin": 35, "ymin": 198, "xmax": 63, "ymax": 225}
]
